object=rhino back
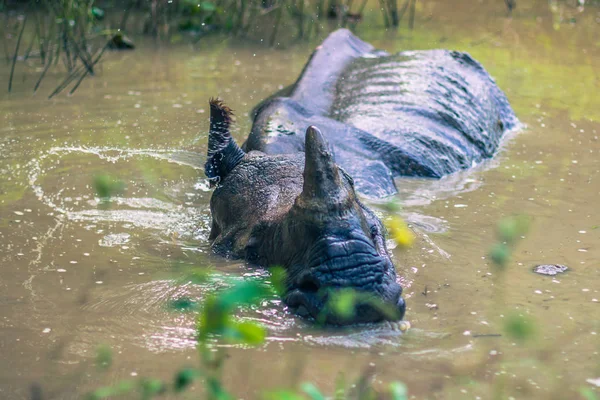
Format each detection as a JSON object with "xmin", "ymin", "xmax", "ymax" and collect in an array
[
  {"xmin": 247, "ymin": 29, "xmax": 518, "ymax": 197},
  {"xmin": 329, "ymin": 50, "xmax": 518, "ymax": 177}
]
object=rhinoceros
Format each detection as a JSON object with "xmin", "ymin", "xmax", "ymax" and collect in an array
[{"xmin": 203, "ymin": 29, "xmax": 517, "ymax": 324}]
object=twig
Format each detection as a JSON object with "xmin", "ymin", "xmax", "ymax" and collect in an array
[
  {"xmin": 119, "ymin": 0, "xmax": 136, "ymax": 31},
  {"xmin": 23, "ymin": 29, "xmax": 37, "ymax": 60},
  {"xmin": 34, "ymin": 13, "xmax": 46, "ymax": 65},
  {"xmin": 8, "ymin": 15, "xmax": 27, "ymax": 93},
  {"xmin": 387, "ymin": 0, "xmax": 398, "ymax": 26},
  {"xmin": 68, "ymin": 40, "xmax": 109, "ymax": 95},
  {"xmin": 408, "ymin": 0, "xmax": 416, "ymax": 29},
  {"xmin": 34, "ymin": 50, "xmax": 53, "ymax": 93},
  {"xmin": 1, "ymin": 12, "xmax": 10, "ymax": 64},
  {"xmin": 61, "ymin": 27, "xmax": 73, "ymax": 71},
  {"xmin": 297, "ymin": 0, "xmax": 305, "ymax": 38},
  {"xmin": 48, "ymin": 64, "xmax": 85, "ymax": 99},
  {"xmin": 378, "ymin": 0, "xmax": 390, "ymax": 27},
  {"xmin": 67, "ymin": 31, "xmax": 94, "ymax": 75},
  {"xmin": 472, "ymin": 333, "xmax": 502, "ymax": 338},
  {"xmin": 235, "ymin": 0, "xmax": 247, "ymax": 36},
  {"xmin": 356, "ymin": 0, "xmax": 369, "ymax": 18},
  {"xmin": 316, "ymin": 0, "xmax": 325, "ymax": 18},
  {"xmin": 242, "ymin": 3, "xmax": 259, "ymax": 36},
  {"xmin": 269, "ymin": 0, "xmax": 284, "ymax": 47},
  {"xmin": 397, "ymin": 0, "xmax": 410, "ymax": 24}
]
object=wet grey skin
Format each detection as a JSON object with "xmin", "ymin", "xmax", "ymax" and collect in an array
[
  {"xmin": 205, "ymin": 99, "xmax": 405, "ymax": 325},
  {"xmin": 245, "ymin": 29, "xmax": 518, "ymax": 198},
  {"xmin": 204, "ymin": 30, "xmax": 517, "ymax": 324}
]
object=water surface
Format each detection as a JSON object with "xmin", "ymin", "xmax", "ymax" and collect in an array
[{"xmin": 1, "ymin": 1, "xmax": 599, "ymax": 399}]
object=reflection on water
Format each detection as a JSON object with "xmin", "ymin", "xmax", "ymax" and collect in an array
[{"xmin": 1, "ymin": 0, "xmax": 599, "ymax": 398}]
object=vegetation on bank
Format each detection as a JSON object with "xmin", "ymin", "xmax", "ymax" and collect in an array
[{"xmin": 0, "ymin": 0, "xmax": 421, "ymax": 96}]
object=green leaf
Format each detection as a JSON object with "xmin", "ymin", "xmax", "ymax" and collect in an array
[
  {"xmin": 383, "ymin": 198, "xmax": 403, "ymax": 213},
  {"xmin": 580, "ymin": 387, "xmax": 599, "ymax": 400},
  {"xmin": 93, "ymin": 174, "xmax": 125, "ymax": 200},
  {"xmin": 174, "ymin": 368, "xmax": 200, "ymax": 392},
  {"xmin": 206, "ymin": 377, "xmax": 234, "ymax": 400},
  {"xmin": 504, "ymin": 313, "xmax": 536, "ymax": 343},
  {"xmin": 329, "ymin": 289, "xmax": 357, "ymax": 320},
  {"xmin": 489, "ymin": 242, "xmax": 510, "ymax": 266},
  {"xmin": 182, "ymin": 267, "xmax": 212, "ymax": 284},
  {"xmin": 228, "ymin": 321, "xmax": 266, "ymax": 345},
  {"xmin": 218, "ymin": 281, "xmax": 270, "ymax": 310},
  {"xmin": 95, "ymin": 345, "xmax": 112, "ymax": 370},
  {"xmin": 87, "ymin": 380, "xmax": 135, "ymax": 399},
  {"xmin": 269, "ymin": 266, "xmax": 287, "ymax": 296},
  {"xmin": 200, "ymin": 1, "xmax": 217, "ymax": 12},
  {"xmin": 139, "ymin": 378, "xmax": 165, "ymax": 397},
  {"xmin": 334, "ymin": 373, "xmax": 346, "ymax": 400},
  {"xmin": 497, "ymin": 218, "xmax": 519, "ymax": 243},
  {"xmin": 170, "ymin": 33, "xmax": 183, "ymax": 44},
  {"xmin": 91, "ymin": 7, "xmax": 105, "ymax": 19},
  {"xmin": 198, "ymin": 280, "xmax": 270, "ymax": 340},
  {"xmin": 262, "ymin": 390, "xmax": 305, "ymax": 400},
  {"xmin": 301, "ymin": 383, "xmax": 326, "ymax": 400},
  {"xmin": 198, "ymin": 296, "xmax": 229, "ymax": 338},
  {"xmin": 168, "ymin": 297, "xmax": 197, "ymax": 312},
  {"xmin": 497, "ymin": 215, "xmax": 530, "ymax": 243},
  {"xmin": 389, "ymin": 382, "xmax": 408, "ymax": 400}
]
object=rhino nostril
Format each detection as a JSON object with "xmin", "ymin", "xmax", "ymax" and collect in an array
[{"xmin": 296, "ymin": 274, "xmax": 320, "ymax": 293}]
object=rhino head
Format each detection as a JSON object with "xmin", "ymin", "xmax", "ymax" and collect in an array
[{"xmin": 205, "ymin": 99, "xmax": 405, "ymax": 325}]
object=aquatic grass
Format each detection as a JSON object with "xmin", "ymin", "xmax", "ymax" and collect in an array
[
  {"xmin": 8, "ymin": 14, "xmax": 26, "ymax": 93},
  {"xmin": 3, "ymin": 0, "xmax": 116, "ymax": 96},
  {"xmin": 378, "ymin": 0, "xmax": 416, "ymax": 29}
]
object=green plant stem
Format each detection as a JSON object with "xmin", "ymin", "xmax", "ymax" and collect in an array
[
  {"xmin": 67, "ymin": 40, "xmax": 109, "ymax": 95},
  {"xmin": 8, "ymin": 15, "xmax": 27, "ymax": 93},
  {"xmin": 378, "ymin": 0, "xmax": 390, "ymax": 27},
  {"xmin": 269, "ymin": 0, "xmax": 284, "ymax": 46},
  {"xmin": 23, "ymin": 28, "xmax": 37, "ymax": 61},
  {"xmin": 408, "ymin": 0, "xmax": 416, "ymax": 29},
  {"xmin": 34, "ymin": 12, "xmax": 46, "ymax": 65},
  {"xmin": 34, "ymin": 50, "xmax": 53, "ymax": 92}
]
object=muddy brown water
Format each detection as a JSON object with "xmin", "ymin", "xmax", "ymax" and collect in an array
[{"xmin": 1, "ymin": 1, "xmax": 599, "ymax": 399}]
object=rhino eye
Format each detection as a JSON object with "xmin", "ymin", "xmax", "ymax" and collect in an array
[{"xmin": 370, "ymin": 225, "xmax": 380, "ymax": 239}]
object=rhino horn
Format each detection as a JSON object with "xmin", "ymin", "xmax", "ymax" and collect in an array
[
  {"xmin": 204, "ymin": 98, "xmax": 245, "ymax": 187},
  {"xmin": 300, "ymin": 126, "xmax": 344, "ymax": 201}
]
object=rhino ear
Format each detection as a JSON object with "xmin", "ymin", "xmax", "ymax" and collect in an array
[
  {"xmin": 300, "ymin": 126, "xmax": 344, "ymax": 200},
  {"xmin": 205, "ymin": 98, "xmax": 245, "ymax": 187}
]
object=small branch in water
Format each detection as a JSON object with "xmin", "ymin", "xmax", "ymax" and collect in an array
[
  {"xmin": 378, "ymin": 0, "xmax": 390, "ymax": 27},
  {"xmin": 67, "ymin": 31, "xmax": 95, "ymax": 75},
  {"xmin": 356, "ymin": 0, "xmax": 370, "ymax": 20},
  {"xmin": 269, "ymin": 0, "xmax": 284, "ymax": 47},
  {"xmin": 1, "ymin": 13, "xmax": 11, "ymax": 65},
  {"xmin": 396, "ymin": 0, "xmax": 410, "ymax": 26},
  {"xmin": 48, "ymin": 64, "xmax": 85, "ymax": 99},
  {"xmin": 505, "ymin": 0, "xmax": 516, "ymax": 16},
  {"xmin": 472, "ymin": 333, "xmax": 502, "ymax": 338},
  {"xmin": 23, "ymin": 29, "xmax": 37, "ymax": 61},
  {"xmin": 68, "ymin": 40, "xmax": 110, "ymax": 95},
  {"xmin": 119, "ymin": 0, "xmax": 137, "ymax": 31},
  {"xmin": 35, "ymin": 13, "xmax": 46, "ymax": 65},
  {"xmin": 34, "ymin": 51, "xmax": 54, "ymax": 93},
  {"xmin": 8, "ymin": 15, "xmax": 27, "ymax": 93},
  {"xmin": 408, "ymin": 0, "xmax": 416, "ymax": 29}
]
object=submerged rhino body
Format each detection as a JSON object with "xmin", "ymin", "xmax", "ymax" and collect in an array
[
  {"xmin": 203, "ymin": 30, "xmax": 517, "ymax": 324},
  {"xmin": 245, "ymin": 29, "xmax": 518, "ymax": 197}
]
